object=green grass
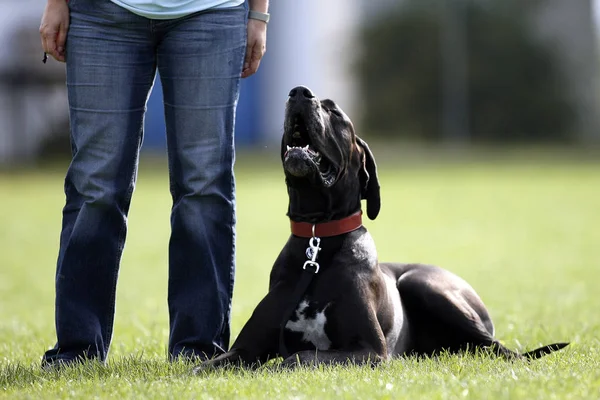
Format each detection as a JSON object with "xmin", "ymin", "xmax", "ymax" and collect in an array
[{"xmin": 1, "ymin": 146, "xmax": 599, "ymax": 399}]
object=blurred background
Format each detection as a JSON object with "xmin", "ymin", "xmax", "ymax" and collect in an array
[{"xmin": 1, "ymin": 0, "xmax": 600, "ymax": 166}]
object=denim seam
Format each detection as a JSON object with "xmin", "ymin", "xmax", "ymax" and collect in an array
[
  {"xmin": 223, "ymin": 169, "xmax": 236, "ymax": 348},
  {"xmin": 221, "ymin": 11, "xmax": 246, "ymax": 346}
]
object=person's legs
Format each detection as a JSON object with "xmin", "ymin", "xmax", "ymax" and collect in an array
[
  {"xmin": 155, "ymin": 4, "xmax": 247, "ymax": 360},
  {"xmin": 43, "ymin": 0, "xmax": 157, "ymax": 365}
]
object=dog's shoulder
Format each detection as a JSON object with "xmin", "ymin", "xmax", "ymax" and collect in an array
[{"xmin": 339, "ymin": 228, "xmax": 378, "ymax": 268}]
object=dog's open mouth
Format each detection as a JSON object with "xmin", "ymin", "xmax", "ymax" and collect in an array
[{"xmin": 284, "ymin": 115, "xmax": 337, "ymax": 186}]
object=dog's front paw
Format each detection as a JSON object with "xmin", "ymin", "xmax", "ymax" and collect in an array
[
  {"xmin": 191, "ymin": 352, "xmax": 243, "ymax": 375},
  {"xmin": 280, "ymin": 351, "xmax": 318, "ymax": 369},
  {"xmin": 279, "ymin": 355, "xmax": 300, "ymax": 370},
  {"xmin": 191, "ymin": 358, "xmax": 224, "ymax": 375}
]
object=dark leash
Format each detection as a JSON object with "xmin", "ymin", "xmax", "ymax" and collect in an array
[{"xmin": 278, "ymin": 232, "xmax": 322, "ymax": 360}]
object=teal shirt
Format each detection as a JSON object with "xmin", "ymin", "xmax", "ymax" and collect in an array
[{"xmin": 109, "ymin": 0, "xmax": 245, "ymax": 20}]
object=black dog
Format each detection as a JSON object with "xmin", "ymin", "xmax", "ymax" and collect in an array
[{"xmin": 193, "ymin": 86, "xmax": 567, "ymax": 371}]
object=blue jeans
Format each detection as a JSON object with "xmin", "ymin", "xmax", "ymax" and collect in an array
[{"xmin": 43, "ymin": 0, "xmax": 246, "ymax": 364}]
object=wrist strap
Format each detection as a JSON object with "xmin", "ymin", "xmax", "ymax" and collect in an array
[{"xmin": 248, "ymin": 10, "xmax": 270, "ymax": 24}]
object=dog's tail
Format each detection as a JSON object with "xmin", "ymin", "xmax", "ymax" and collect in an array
[
  {"xmin": 520, "ymin": 342, "xmax": 569, "ymax": 360},
  {"xmin": 490, "ymin": 340, "xmax": 569, "ymax": 360}
]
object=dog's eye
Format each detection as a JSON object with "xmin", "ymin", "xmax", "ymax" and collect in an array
[{"xmin": 329, "ymin": 109, "xmax": 342, "ymax": 118}]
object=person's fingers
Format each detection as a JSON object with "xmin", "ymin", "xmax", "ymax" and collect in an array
[
  {"xmin": 40, "ymin": 22, "xmax": 60, "ymax": 61},
  {"xmin": 41, "ymin": 34, "xmax": 49, "ymax": 55},
  {"xmin": 241, "ymin": 41, "xmax": 266, "ymax": 78},
  {"xmin": 248, "ymin": 51, "xmax": 262, "ymax": 77},
  {"xmin": 54, "ymin": 49, "xmax": 66, "ymax": 62},
  {"xmin": 39, "ymin": 1, "xmax": 69, "ymax": 63},
  {"xmin": 45, "ymin": 35, "xmax": 60, "ymax": 60},
  {"xmin": 40, "ymin": 26, "xmax": 47, "ymax": 53},
  {"xmin": 241, "ymin": 42, "xmax": 256, "ymax": 78},
  {"xmin": 242, "ymin": 41, "xmax": 253, "ymax": 76},
  {"xmin": 40, "ymin": 24, "xmax": 53, "ymax": 53},
  {"xmin": 41, "ymin": 29, "xmax": 66, "ymax": 62},
  {"xmin": 56, "ymin": 21, "xmax": 69, "ymax": 59},
  {"xmin": 241, "ymin": 19, "xmax": 267, "ymax": 78}
]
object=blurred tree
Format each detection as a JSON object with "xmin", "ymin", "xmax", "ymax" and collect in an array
[{"xmin": 357, "ymin": 0, "xmax": 575, "ymax": 143}]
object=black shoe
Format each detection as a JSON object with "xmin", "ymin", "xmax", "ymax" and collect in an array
[
  {"xmin": 41, "ymin": 354, "xmax": 100, "ymax": 371},
  {"xmin": 170, "ymin": 350, "xmax": 212, "ymax": 364},
  {"xmin": 41, "ymin": 357, "xmax": 80, "ymax": 371}
]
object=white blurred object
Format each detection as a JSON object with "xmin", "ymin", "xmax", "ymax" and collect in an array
[
  {"xmin": 258, "ymin": 0, "xmax": 361, "ymax": 143},
  {"xmin": 533, "ymin": 0, "xmax": 600, "ymax": 144}
]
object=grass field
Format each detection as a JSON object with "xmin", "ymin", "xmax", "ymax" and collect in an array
[{"xmin": 1, "ymin": 145, "xmax": 599, "ymax": 399}]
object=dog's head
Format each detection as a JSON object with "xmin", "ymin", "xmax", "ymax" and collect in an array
[{"xmin": 281, "ymin": 86, "xmax": 380, "ymax": 223}]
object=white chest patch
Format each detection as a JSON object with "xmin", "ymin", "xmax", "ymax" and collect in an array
[{"xmin": 285, "ymin": 300, "xmax": 332, "ymax": 350}]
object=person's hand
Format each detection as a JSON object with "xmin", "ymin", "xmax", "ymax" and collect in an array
[
  {"xmin": 242, "ymin": 18, "xmax": 267, "ymax": 78},
  {"xmin": 40, "ymin": 0, "xmax": 70, "ymax": 63}
]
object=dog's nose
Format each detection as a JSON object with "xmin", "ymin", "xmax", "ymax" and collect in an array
[{"xmin": 288, "ymin": 86, "xmax": 315, "ymax": 100}]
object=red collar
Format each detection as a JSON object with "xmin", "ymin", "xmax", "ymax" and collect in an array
[{"xmin": 290, "ymin": 211, "xmax": 363, "ymax": 238}]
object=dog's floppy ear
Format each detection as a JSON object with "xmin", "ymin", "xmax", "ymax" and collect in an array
[{"xmin": 356, "ymin": 136, "xmax": 381, "ymax": 220}]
